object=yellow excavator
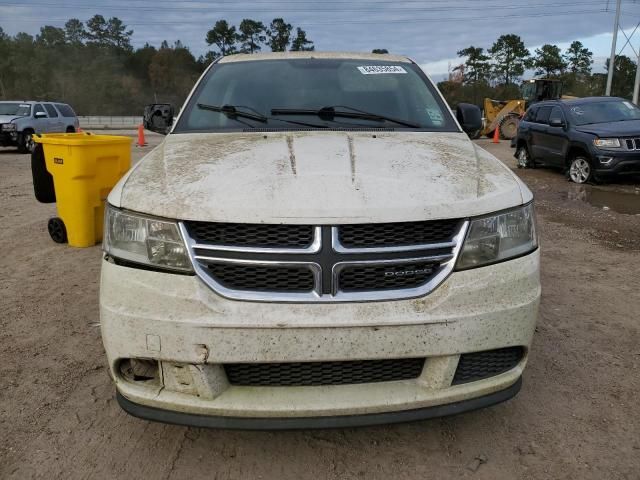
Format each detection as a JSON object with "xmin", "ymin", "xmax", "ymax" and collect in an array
[{"xmin": 480, "ymin": 79, "xmax": 563, "ymax": 139}]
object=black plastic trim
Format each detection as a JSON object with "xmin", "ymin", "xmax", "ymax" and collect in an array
[
  {"xmin": 106, "ymin": 254, "xmax": 195, "ymax": 276},
  {"xmin": 116, "ymin": 376, "xmax": 522, "ymax": 430}
]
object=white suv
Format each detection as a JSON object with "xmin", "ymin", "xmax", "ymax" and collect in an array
[
  {"xmin": 101, "ymin": 52, "xmax": 540, "ymax": 428},
  {"xmin": 0, "ymin": 101, "xmax": 79, "ymax": 152}
]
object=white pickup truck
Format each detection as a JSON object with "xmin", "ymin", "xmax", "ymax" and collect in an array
[{"xmin": 101, "ymin": 52, "xmax": 540, "ymax": 429}]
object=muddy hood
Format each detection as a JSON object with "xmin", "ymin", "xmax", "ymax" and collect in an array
[{"xmin": 114, "ymin": 131, "xmax": 528, "ymax": 223}]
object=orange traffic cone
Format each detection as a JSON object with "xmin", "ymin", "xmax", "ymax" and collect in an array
[
  {"xmin": 492, "ymin": 126, "xmax": 500, "ymax": 144},
  {"xmin": 137, "ymin": 124, "xmax": 147, "ymax": 147}
]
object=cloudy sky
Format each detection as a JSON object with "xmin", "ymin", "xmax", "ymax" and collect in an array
[{"xmin": 1, "ymin": 0, "xmax": 640, "ymax": 79}]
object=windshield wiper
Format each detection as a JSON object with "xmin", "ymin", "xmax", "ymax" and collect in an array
[
  {"xmin": 197, "ymin": 103, "xmax": 328, "ymax": 129},
  {"xmin": 197, "ymin": 103, "xmax": 268, "ymax": 123},
  {"xmin": 270, "ymin": 105, "xmax": 421, "ymax": 128}
]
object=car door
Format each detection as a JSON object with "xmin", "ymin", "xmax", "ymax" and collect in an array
[
  {"xmin": 529, "ymin": 106, "xmax": 552, "ymax": 162},
  {"xmin": 543, "ymin": 106, "xmax": 569, "ymax": 167},
  {"xmin": 43, "ymin": 103, "xmax": 64, "ymax": 132},
  {"xmin": 32, "ymin": 103, "xmax": 49, "ymax": 134}
]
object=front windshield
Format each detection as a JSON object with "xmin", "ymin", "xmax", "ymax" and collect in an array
[
  {"xmin": 175, "ymin": 59, "xmax": 457, "ymax": 132},
  {"xmin": 568, "ymin": 100, "xmax": 640, "ymax": 125},
  {"xmin": 0, "ymin": 103, "xmax": 31, "ymax": 116}
]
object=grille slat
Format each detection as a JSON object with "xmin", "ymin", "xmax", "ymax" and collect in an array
[
  {"xmin": 624, "ymin": 138, "xmax": 640, "ymax": 151},
  {"xmin": 452, "ymin": 347, "xmax": 523, "ymax": 385},
  {"xmin": 205, "ymin": 263, "xmax": 315, "ymax": 292},
  {"xmin": 225, "ymin": 358, "xmax": 426, "ymax": 386},
  {"xmin": 338, "ymin": 261, "xmax": 439, "ymax": 292},
  {"xmin": 185, "ymin": 222, "xmax": 314, "ymax": 248},
  {"xmin": 338, "ymin": 219, "xmax": 460, "ymax": 249}
]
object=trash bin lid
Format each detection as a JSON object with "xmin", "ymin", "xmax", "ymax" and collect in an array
[{"xmin": 34, "ymin": 133, "xmax": 132, "ymax": 146}]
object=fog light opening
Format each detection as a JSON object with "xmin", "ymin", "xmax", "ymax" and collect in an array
[
  {"xmin": 119, "ymin": 358, "xmax": 160, "ymax": 384},
  {"xmin": 598, "ymin": 156, "xmax": 614, "ymax": 166}
]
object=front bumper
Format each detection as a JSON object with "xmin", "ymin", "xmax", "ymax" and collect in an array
[
  {"xmin": 117, "ymin": 377, "xmax": 522, "ymax": 429},
  {"xmin": 0, "ymin": 131, "xmax": 18, "ymax": 146},
  {"xmin": 100, "ymin": 249, "xmax": 540, "ymax": 426},
  {"xmin": 594, "ymin": 150, "xmax": 640, "ymax": 175}
]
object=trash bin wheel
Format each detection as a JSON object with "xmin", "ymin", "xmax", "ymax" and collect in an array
[{"xmin": 48, "ymin": 217, "xmax": 68, "ymax": 244}]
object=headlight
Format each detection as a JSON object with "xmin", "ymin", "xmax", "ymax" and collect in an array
[
  {"xmin": 593, "ymin": 138, "xmax": 620, "ymax": 148},
  {"xmin": 456, "ymin": 203, "xmax": 537, "ymax": 270},
  {"xmin": 104, "ymin": 205, "xmax": 192, "ymax": 272},
  {"xmin": 1, "ymin": 123, "xmax": 17, "ymax": 131}
]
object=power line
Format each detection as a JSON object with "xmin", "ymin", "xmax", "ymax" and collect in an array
[
  {"xmin": 0, "ymin": 0, "xmax": 632, "ymax": 12},
  {"xmin": 0, "ymin": 9, "xmax": 614, "ymax": 26},
  {"xmin": 1, "ymin": 0, "xmax": 637, "ymax": 12}
]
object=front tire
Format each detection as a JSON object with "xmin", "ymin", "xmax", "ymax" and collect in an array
[
  {"xmin": 568, "ymin": 156, "xmax": 593, "ymax": 184},
  {"xmin": 516, "ymin": 145, "xmax": 533, "ymax": 169},
  {"xmin": 18, "ymin": 130, "xmax": 35, "ymax": 154},
  {"xmin": 499, "ymin": 116, "xmax": 519, "ymax": 140}
]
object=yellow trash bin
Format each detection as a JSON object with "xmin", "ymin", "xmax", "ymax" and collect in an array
[{"xmin": 34, "ymin": 133, "xmax": 132, "ymax": 247}]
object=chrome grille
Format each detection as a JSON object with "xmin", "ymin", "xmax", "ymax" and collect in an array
[
  {"xmin": 181, "ymin": 219, "xmax": 467, "ymax": 302},
  {"xmin": 624, "ymin": 138, "xmax": 640, "ymax": 150}
]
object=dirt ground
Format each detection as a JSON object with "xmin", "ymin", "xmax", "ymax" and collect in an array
[{"xmin": 1, "ymin": 134, "xmax": 639, "ymax": 480}]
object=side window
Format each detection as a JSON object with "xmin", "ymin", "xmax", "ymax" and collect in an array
[
  {"xmin": 524, "ymin": 107, "xmax": 538, "ymax": 122},
  {"xmin": 548, "ymin": 106, "xmax": 564, "ymax": 124},
  {"xmin": 33, "ymin": 104, "xmax": 47, "ymax": 117},
  {"xmin": 535, "ymin": 106, "xmax": 552, "ymax": 124},
  {"xmin": 55, "ymin": 103, "xmax": 76, "ymax": 117},
  {"xmin": 44, "ymin": 104, "xmax": 59, "ymax": 117}
]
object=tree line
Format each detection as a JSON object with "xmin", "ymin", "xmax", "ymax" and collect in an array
[
  {"xmin": 2, "ymin": 20, "xmax": 636, "ymax": 115},
  {"xmin": 437, "ymin": 33, "xmax": 638, "ymax": 106},
  {"xmin": 0, "ymin": 15, "xmax": 314, "ymax": 115}
]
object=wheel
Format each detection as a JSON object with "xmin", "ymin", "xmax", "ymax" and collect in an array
[
  {"xmin": 568, "ymin": 156, "xmax": 593, "ymax": 184},
  {"xmin": 18, "ymin": 130, "xmax": 35, "ymax": 154},
  {"xmin": 48, "ymin": 217, "xmax": 68, "ymax": 244},
  {"xmin": 516, "ymin": 145, "xmax": 533, "ymax": 169},
  {"xmin": 499, "ymin": 116, "xmax": 519, "ymax": 139},
  {"xmin": 66, "ymin": 126, "xmax": 76, "ymax": 133}
]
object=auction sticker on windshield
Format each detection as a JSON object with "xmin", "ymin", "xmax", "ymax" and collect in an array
[{"xmin": 357, "ymin": 65, "xmax": 407, "ymax": 74}]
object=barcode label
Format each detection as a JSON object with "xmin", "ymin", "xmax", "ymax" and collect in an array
[{"xmin": 357, "ymin": 65, "xmax": 407, "ymax": 75}]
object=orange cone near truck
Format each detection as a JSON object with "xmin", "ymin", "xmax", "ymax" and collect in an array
[{"xmin": 33, "ymin": 133, "xmax": 131, "ymax": 247}]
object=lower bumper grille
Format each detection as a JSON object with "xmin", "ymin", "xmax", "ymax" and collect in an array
[
  {"xmin": 452, "ymin": 347, "xmax": 524, "ymax": 385},
  {"xmin": 224, "ymin": 358, "xmax": 426, "ymax": 387}
]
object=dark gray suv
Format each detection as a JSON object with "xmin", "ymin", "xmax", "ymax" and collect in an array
[
  {"xmin": 0, "ymin": 101, "xmax": 79, "ymax": 153},
  {"xmin": 514, "ymin": 97, "xmax": 640, "ymax": 183}
]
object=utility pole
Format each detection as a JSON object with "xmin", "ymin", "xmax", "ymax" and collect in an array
[
  {"xmin": 606, "ymin": 0, "xmax": 622, "ymax": 96},
  {"xmin": 633, "ymin": 50, "xmax": 640, "ymax": 104}
]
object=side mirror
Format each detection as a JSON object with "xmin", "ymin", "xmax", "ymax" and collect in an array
[
  {"xmin": 34, "ymin": 111, "xmax": 47, "ymax": 119},
  {"xmin": 456, "ymin": 103, "xmax": 482, "ymax": 135},
  {"xmin": 143, "ymin": 103, "xmax": 174, "ymax": 135},
  {"xmin": 549, "ymin": 118, "xmax": 564, "ymax": 128}
]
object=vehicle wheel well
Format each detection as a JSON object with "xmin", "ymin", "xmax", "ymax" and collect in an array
[
  {"xmin": 516, "ymin": 139, "xmax": 528, "ymax": 150},
  {"xmin": 66, "ymin": 126, "xmax": 76, "ymax": 133},
  {"xmin": 566, "ymin": 146, "xmax": 590, "ymax": 166}
]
